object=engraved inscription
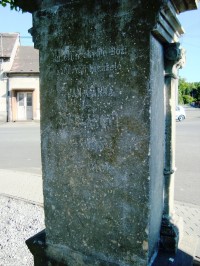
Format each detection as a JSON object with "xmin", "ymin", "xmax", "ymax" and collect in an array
[
  {"xmin": 64, "ymin": 112, "xmax": 119, "ymax": 131},
  {"xmin": 52, "ymin": 45, "xmax": 127, "ymax": 75},
  {"xmin": 89, "ymin": 62, "xmax": 122, "ymax": 73},
  {"xmin": 61, "ymin": 84, "xmax": 116, "ymax": 99},
  {"xmin": 51, "ymin": 45, "xmax": 128, "ymax": 132},
  {"xmin": 51, "ymin": 46, "xmax": 127, "ymax": 63},
  {"xmin": 57, "ymin": 84, "xmax": 120, "ymax": 132},
  {"xmin": 57, "ymin": 62, "xmax": 122, "ymax": 75}
]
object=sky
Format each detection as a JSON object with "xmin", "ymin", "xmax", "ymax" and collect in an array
[
  {"xmin": 0, "ymin": 5, "xmax": 33, "ymax": 46},
  {"xmin": 0, "ymin": 4, "xmax": 199, "ymax": 82},
  {"xmin": 178, "ymin": 7, "xmax": 200, "ymax": 82}
]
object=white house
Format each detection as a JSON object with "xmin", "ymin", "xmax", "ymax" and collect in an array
[{"xmin": 0, "ymin": 33, "xmax": 40, "ymax": 122}]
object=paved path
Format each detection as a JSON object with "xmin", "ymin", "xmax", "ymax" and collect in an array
[
  {"xmin": 0, "ymin": 169, "xmax": 43, "ymax": 205},
  {"xmin": 174, "ymin": 201, "xmax": 200, "ymax": 263}
]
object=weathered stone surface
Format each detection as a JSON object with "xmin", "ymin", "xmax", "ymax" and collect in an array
[
  {"xmin": 31, "ymin": 1, "xmax": 165, "ymax": 265},
  {"xmin": 148, "ymin": 34, "xmax": 165, "ymax": 260}
]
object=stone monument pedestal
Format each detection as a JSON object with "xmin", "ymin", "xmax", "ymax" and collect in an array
[{"xmin": 11, "ymin": 0, "xmax": 198, "ymax": 265}]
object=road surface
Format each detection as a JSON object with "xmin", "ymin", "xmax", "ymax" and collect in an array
[
  {"xmin": 0, "ymin": 122, "xmax": 41, "ymax": 175},
  {"xmin": 175, "ymin": 106, "xmax": 200, "ymax": 206}
]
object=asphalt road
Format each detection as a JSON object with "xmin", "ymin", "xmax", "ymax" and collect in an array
[
  {"xmin": 175, "ymin": 106, "xmax": 200, "ymax": 206},
  {"xmin": 0, "ymin": 122, "xmax": 41, "ymax": 174}
]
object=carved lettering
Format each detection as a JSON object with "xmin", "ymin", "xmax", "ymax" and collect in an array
[
  {"xmin": 63, "ymin": 85, "xmax": 116, "ymax": 99},
  {"xmin": 65, "ymin": 112, "xmax": 119, "ymax": 131},
  {"xmin": 57, "ymin": 62, "xmax": 122, "ymax": 75},
  {"xmin": 51, "ymin": 46, "xmax": 127, "ymax": 63}
]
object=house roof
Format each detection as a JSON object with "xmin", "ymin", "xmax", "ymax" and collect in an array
[
  {"xmin": 10, "ymin": 46, "xmax": 39, "ymax": 73},
  {"xmin": 0, "ymin": 33, "xmax": 19, "ymax": 58}
]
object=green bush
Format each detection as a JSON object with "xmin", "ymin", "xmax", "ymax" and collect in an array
[{"xmin": 182, "ymin": 95, "xmax": 195, "ymax": 104}]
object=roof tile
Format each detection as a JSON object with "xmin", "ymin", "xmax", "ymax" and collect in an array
[
  {"xmin": 10, "ymin": 46, "xmax": 39, "ymax": 73},
  {"xmin": 0, "ymin": 33, "xmax": 19, "ymax": 58}
]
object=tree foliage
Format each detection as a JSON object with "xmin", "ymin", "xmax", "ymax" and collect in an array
[
  {"xmin": 0, "ymin": 0, "xmax": 36, "ymax": 12},
  {"xmin": 0, "ymin": 0, "xmax": 19, "ymax": 10},
  {"xmin": 178, "ymin": 77, "xmax": 200, "ymax": 106}
]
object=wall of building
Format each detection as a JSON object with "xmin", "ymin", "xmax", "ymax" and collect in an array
[
  {"xmin": 8, "ymin": 75, "xmax": 40, "ymax": 121},
  {"xmin": 0, "ymin": 36, "xmax": 20, "ymax": 122},
  {"xmin": 0, "ymin": 75, "xmax": 8, "ymax": 122}
]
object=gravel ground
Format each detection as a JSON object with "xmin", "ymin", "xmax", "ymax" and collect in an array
[{"xmin": 0, "ymin": 195, "xmax": 45, "ymax": 266}]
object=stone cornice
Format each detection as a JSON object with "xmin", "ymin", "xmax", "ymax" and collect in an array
[
  {"xmin": 14, "ymin": 0, "xmax": 77, "ymax": 12},
  {"xmin": 13, "ymin": 0, "xmax": 199, "ymax": 14},
  {"xmin": 152, "ymin": 1, "xmax": 185, "ymax": 43},
  {"xmin": 14, "ymin": 0, "xmax": 40, "ymax": 12},
  {"xmin": 171, "ymin": 0, "xmax": 199, "ymax": 14}
]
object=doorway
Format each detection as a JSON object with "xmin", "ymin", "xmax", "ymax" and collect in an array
[{"xmin": 17, "ymin": 92, "xmax": 33, "ymax": 120}]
